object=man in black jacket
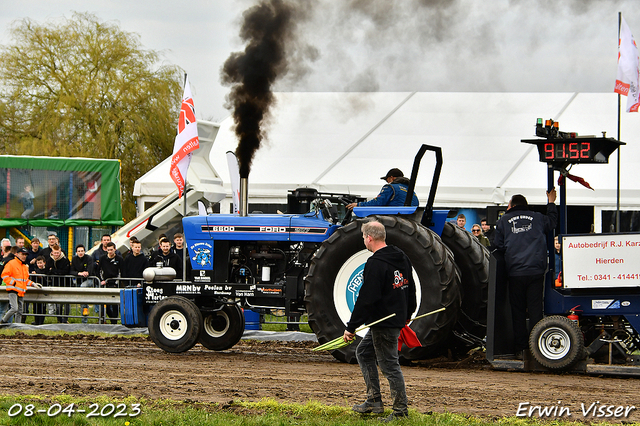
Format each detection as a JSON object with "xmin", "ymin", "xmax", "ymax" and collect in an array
[
  {"xmin": 71, "ymin": 244, "xmax": 95, "ymax": 323},
  {"xmin": 494, "ymin": 189, "xmax": 557, "ymax": 358},
  {"xmin": 99, "ymin": 242, "xmax": 124, "ymax": 324},
  {"xmin": 45, "ymin": 244, "xmax": 71, "ymax": 323},
  {"xmin": 343, "ymin": 220, "xmax": 416, "ymax": 422},
  {"xmin": 150, "ymin": 238, "xmax": 182, "ymax": 279},
  {"xmin": 123, "ymin": 238, "xmax": 148, "ymax": 287}
]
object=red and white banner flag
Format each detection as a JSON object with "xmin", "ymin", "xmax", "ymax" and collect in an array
[
  {"xmin": 170, "ymin": 75, "xmax": 200, "ymax": 197},
  {"xmin": 615, "ymin": 16, "xmax": 640, "ymax": 112}
]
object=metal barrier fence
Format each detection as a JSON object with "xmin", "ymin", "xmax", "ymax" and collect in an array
[{"xmin": 0, "ymin": 275, "xmax": 145, "ymax": 324}]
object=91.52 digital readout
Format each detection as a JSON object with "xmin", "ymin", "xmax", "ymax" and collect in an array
[{"xmin": 543, "ymin": 141, "xmax": 592, "ymax": 161}]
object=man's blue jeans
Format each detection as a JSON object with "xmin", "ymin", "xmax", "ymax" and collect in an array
[{"xmin": 355, "ymin": 326, "xmax": 408, "ymax": 414}]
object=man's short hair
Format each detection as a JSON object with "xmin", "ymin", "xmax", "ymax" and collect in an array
[
  {"xmin": 101, "ymin": 234, "xmax": 111, "ymax": 240},
  {"xmin": 50, "ymin": 244, "xmax": 61, "ymax": 251},
  {"xmin": 106, "ymin": 241, "xmax": 116, "ymax": 249},
  {"xmin": 35, "ymin": 255, "xmax": 45, "ymax": 263},
  {"xmin": 75, "ymin": 244, "xmax": 85, "ymax": 251},
  {"xmin": 480, "ymin": 217, "xmax": 488, "ymax": 224},
  {"xmin": 510, "ymin": 194, "xmax": 528, "ymax": 208},
  {"xmin": 173, "ymin": 233, "xmax": 184, "ymax": 239},
  {"xmin": 457, "ymin": 213, "xmax": 466, "ymax": 220},
  {"xmin": 159, "ymin": 238, "xmax": 170, "ymax": 246},
  {"xmin": 47, "ymin": 232, "xmax": 57, "ymax": 237},
  {"xmin": 1, "ymin": 238, "xmax": 10, "ymax": 247},
  {"xmin": 31, "ymin": 237, "xmax": 40, "ymax": 244},
  {"xmin": 362, "ymin": 221, "xmax": 386, "ymax": 242}
]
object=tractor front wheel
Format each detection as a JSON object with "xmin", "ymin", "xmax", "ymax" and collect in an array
[
  {"xmin": 199, "ymin": 304, "xmax": 245, "ymax": 351},
  {"xmin": 148, "ymin": 296, "xmax": 202, "ymax": 353}
]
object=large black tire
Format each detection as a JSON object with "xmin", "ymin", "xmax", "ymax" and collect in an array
[
  {"xmin": 199, "ymin": 304, "xmax": 245, "ymax": 351},
  {"xmin": 305, "ymin": 215, "xmax": 461, "ymax": 363},
  {"xmin": 440, "ymin": 222, "xmax": 489, "ymax": 341},
  {"xmin": 148, "ymin": 296, "xmax": 202, "ymax": 353},
  {"xmin": 529, "ymin": 316, "xmax": 585, "ymax": 370}
]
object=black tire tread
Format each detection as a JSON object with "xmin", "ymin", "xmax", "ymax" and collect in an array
[
  {"xmin": 440, "ymin": 222, "xmax": 489, "ymax": 339},
  {"xmin": 305, "ymin": 215, "xmax": 460, "ymax": 363}
]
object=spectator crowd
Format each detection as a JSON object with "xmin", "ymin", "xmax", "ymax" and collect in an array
[{"xmin": 0, "ymin": 232, "xmax": 187, "ymax": 325}]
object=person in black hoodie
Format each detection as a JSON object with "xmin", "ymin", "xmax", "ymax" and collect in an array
[
  {"xmin": 123, "ymin": 238, "xmax": 148, "ymax": 287},
  {"xmin": 98, "ymin": 241, "xmax": 124, "ymax": 324},
  {"xmin": 494, "ymin": 189, "xmax": 557, "ymax": 359},
  {"xmin": 31, "ymin": 256, "xmax": 49, "ymax": 325},
  {"xmin": 150, "ymin": 238, "xmax": 182, "ymax": 279},
  {"xmin": 343, "ymin": 221, "xmax": 416, "ymax": 422},
  {"xmin": 71, "ymin": 244, "xmax": 95, "ymax": 323},
  {"xmin": 45, "ymin": 244, "xmax": 71, "ymax": 323}
]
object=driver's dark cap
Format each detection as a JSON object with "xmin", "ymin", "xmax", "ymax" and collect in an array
[{"xmin": 381, "ymin": 168, "xmax": 404, "ymax": 180}]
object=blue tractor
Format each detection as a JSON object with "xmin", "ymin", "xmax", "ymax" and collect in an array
[{"xmin": 135, "ymin": 145, "xmax": 489, "ymax": 362}]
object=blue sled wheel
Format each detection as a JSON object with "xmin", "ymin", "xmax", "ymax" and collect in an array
[{"xmin": 529, "ymin": 315, "xmax": 584, "ymax": 370}]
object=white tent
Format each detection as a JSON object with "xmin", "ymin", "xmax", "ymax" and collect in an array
[{"xmin": 135, "ymin": 92, "xmax": 640, "ymax": 232}]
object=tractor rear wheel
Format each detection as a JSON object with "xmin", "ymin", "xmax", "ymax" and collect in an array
[
  {"xmin": 440, "ymin": 222, "xmax": 489, "ymax": 343},
  {"xmin": 305, "ymin": 215, "xmax": 460, "ymax": 363},
  {"xmin": 529, "ymin": 315, "xmax": 584, "ymax": 370},
  {"xmin": 148, "ymin": 296, "xmax": 202, "ymax": 353},
  {"xmin": 199, "ymin": 304, "xmax": 245, "ymax": 351}
]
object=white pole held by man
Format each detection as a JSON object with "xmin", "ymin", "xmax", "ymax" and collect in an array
[{"xmin": 170, "ymin": 74, "xmax": 200, "ymax": 281}]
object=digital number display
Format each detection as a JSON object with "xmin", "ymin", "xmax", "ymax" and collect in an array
[{"xmin": 543, "ymin": 142, "xmax": 591, "ymax": 161}]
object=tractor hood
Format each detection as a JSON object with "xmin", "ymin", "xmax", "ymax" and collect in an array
[{"xmin": 183, "ymin": 213, "xmax": 339, "ymax": 243}]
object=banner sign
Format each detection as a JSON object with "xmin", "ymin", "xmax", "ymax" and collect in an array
[{"xmin": 562, "ymin": 233, "xmax": 640, "ymax": 288}]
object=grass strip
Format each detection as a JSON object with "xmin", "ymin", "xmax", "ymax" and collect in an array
[{"xmin": 0, "ymin": 395, "xmax": 613, "ymax": 426}]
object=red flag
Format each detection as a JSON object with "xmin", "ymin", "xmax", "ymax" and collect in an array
[
  {"xmin": 558, "ymin": 173, "xmax": 593, "ymax": 190},
  {"xmin": 398, "ymin": 325, "xmax": 422, "ymax": 351},
  {"xmin": 170, "ymin": 75, "xmax": 200, "ymax": 197}
]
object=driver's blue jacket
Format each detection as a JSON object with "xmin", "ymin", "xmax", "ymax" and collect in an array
[{"xmin": 356, "ymin": 177, "xmax": 419, "ymax": 207}]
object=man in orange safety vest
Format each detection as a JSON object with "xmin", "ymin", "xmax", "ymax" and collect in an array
[{"xmin": 1, "ymin": 247, "xmax": 42, "ymax": 324}]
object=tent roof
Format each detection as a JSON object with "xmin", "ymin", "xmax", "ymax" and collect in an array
[{"xmin": 208, "ymin": 92, "xmax": 640, "ymax": 208}]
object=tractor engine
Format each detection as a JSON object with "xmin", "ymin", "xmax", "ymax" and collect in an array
[{"xmin": 226, "ymin": 241, "xmax": 315, "ymax": 316}]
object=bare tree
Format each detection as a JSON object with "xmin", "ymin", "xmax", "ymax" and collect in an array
[{"xmin": 0, "ymin": 12, "xmax": 183, "ymax": 220}]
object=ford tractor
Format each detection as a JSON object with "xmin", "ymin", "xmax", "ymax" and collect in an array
[{"xmin": 125, "ymin": 145, "xmax": 489, "ymax": 363}]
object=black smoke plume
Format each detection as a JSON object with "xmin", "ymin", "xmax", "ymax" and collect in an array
[{"xmin": 221, "ymin": 0, "xmax": 307, "ymax": 178}]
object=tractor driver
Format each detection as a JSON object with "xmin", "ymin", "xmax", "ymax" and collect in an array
[{"xmin": 346, "ymin": 168, "xmax": 419, "ymax": 210}]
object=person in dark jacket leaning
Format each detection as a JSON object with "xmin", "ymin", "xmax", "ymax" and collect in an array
[
  {"xmin": 71, "ymin": 244, "xmax": 95, "ymax": 323},
  {"xmin": 494, "ymin": 189, "xmax": 557, "ymax": 358},
  {"xmin": 99, "ymin": 242, "xmax": 124, "ymax": 324},
  {"xmin": 343, "ymin": 220, "xmax": 417, "ymax": 422},
  {"xmin": 346, "ymin": 168, "xmax": 419, "ymax": 210}
]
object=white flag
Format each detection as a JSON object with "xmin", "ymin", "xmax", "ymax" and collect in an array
[
  {"xmin": 170, "ymin": 76, "xmax": 200, "ymax": 197},
  {"xmin": 615, "ymin": 16, "xmax": 640, "ymax": 112},
  {"xmin": 226, "ymin": 151, "xmax": 241, "ymax": 214}
]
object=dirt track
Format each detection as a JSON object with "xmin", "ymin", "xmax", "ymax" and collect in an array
[{"xmin": 1, "ymin": 334, "xmax": 639, "ymax": 422}]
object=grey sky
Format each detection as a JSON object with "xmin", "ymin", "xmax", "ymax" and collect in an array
[{"xmin": 0, "ymin": 0, "xmax": 637, "ymax": 122}]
